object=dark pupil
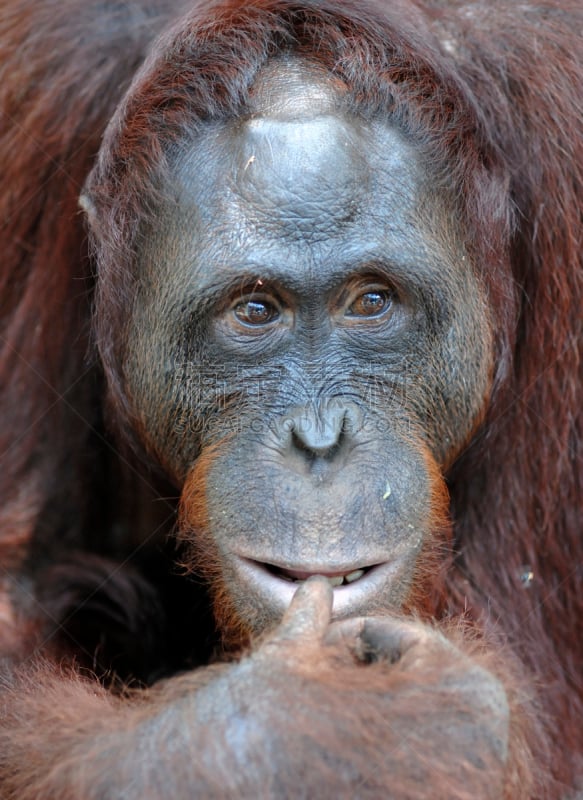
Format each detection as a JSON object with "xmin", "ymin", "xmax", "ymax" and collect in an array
[
  {"xmin": 236, "ymin": 300, "xmax": 274, "ymax": 324},
  {"xmin": 356, "ymin": 291, "xmax": 386, "ymax": 315}
]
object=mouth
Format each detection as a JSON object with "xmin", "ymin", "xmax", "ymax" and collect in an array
[
  {"xmin": 233, "ymin": 556, "xmax": 407, "ymax": 618},
  {"xmin": 264, "ymin": 563, "xmax": 371, "ymax": 587}
]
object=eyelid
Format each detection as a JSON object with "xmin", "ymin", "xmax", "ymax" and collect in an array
[
  {"xmin": 231, "ymin": 290, "xmax": 282, "ymax": 312},
  {"xmin": 232, "ymin": 289, "xmax": 278, "ymax": 305}
]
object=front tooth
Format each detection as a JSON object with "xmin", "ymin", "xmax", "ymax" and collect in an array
[
  {"xmin": 345, "ymin": 569, "xmax": 365, "ymax": 584},
  {"xmin": 327, "ymin": 576, "xmax": 345, "ymax": 587}
]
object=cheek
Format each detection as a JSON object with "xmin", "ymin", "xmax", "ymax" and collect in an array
[
  {"xmin": 119, "ymin": 315, "xmax": 207, "ymax": 481},
  {"xmin": 415, "ymin": 286, "xmax": 494, "ymax": 466}
]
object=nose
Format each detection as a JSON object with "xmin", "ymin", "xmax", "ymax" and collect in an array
[{"xmin": 284, "ymin": 401, "xmax": 351, "ymax": 459}]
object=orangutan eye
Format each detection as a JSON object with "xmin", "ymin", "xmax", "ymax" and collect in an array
[
  {"xmin": 347, "ymin": 289, "xmax": 393, "ymax": 318},
  {"xmin": 233, "ymin": 298, "xmax": 280, "ymax": 326}
]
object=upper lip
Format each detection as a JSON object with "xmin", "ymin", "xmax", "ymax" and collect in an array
[{"xmin": 240, "ymin": 556, "xmax": 385, "ymax": 575}]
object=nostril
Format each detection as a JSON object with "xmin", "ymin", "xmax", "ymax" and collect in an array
[{"xmin": 291, "ymin": 426, "xmax": 341, "ymax": 459}]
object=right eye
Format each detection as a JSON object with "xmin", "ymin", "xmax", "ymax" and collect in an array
[{"xmin": 233, "ymin": 297, "xmax": 280, "ymax": 326}]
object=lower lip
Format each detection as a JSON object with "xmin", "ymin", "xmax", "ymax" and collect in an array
[{"xmin": 233, "ymin": 557, "xmax": 407, "ymax": 618}]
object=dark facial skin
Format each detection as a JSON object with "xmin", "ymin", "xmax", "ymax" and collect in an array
[{"xmin": 124, "ymin": 62, "xmax": 493, "ymax": 635}]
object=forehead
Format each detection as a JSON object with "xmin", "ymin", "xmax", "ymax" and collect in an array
[
  {"xmin": 170, "ymin": 115, "xmax": 424, "ymax": 264},
  {"xmin": 180, "ymin": 112, "xmax": 419, "ymax": 235}
]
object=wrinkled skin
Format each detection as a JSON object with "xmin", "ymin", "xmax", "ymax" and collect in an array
[{"xmin": 118, "ymin": 63, "xmax": 493, "ymax": 640}]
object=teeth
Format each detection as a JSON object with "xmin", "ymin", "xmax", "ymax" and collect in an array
[{"xmin": 276, "ymin": 569, "xmax": 366, "ymax": 586}]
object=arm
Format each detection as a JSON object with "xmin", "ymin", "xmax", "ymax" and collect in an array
[{"xmin": 0, "ymin": 580, "xmax": 539, "ymax": 800}]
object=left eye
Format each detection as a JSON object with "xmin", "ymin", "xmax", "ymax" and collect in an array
[
  {"xmin": 233, "ymin": 299, "xmax": 280, "ymax": 326},
  {"xmin": 347, "ymin": 289, "xmax": 392, "ymax": 318}
]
